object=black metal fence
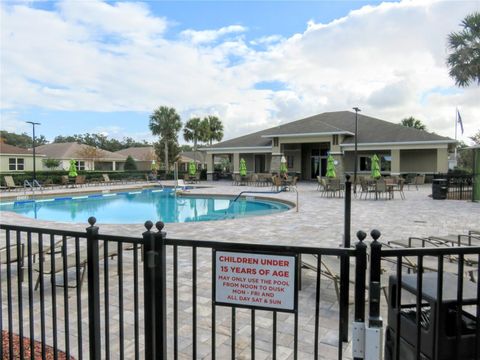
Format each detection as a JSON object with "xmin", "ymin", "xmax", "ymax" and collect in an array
[
  {"xmin": 370, "ymin": 232, "xmax": 480, "ymax": 360},
  {"xmin": 434, "ymin": 174, "xmax": 473, "ymax": 200},
  {"xmin": 1, "ymin": 219, "xmax": 370, "ymax": 360},
  {"xmin": 1, "ymin": 220, "xmax": 479, "ymax": 360}
]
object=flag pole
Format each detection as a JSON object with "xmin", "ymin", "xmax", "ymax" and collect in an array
[{"xmin": 455, "ymin": 107, "xmax": 458, "ymax": 163}]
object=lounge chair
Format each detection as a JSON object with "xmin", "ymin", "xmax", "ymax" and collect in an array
[
  {"xmin": 0, "ymin": 243, "xmax": 24, "ymax": 265},
  {"xmin": 4, "ymin": 176, "xmax": 22, "ymax": 191},
  {"xmin": 302, "ymin": 253, "xmax": 389, "ymax": 301},
  {"xmin": 34, "ymin": 243, "xmax": 118, "ymax": 290},
  {"xmin": 61, "ymin": 175, "xmax": 71, "ymax": 188},
  {"xmin": 75, "ymin": 175, "xmax": 86, "ymax": 187}
]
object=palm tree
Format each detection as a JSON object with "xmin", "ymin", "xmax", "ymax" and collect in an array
[
  {"xmin": 183, "ymin": 117, "xmax": 204, "ymax": 163},
  {"xmin": 399, "ymin": 117, "xmax": 427, "ymax": 131},
  {"xmin": 446, "ymin": 12, "xmax": 480, "ymax": 87},
  {"xmin": 149, "ymin": 106, "xmax": 182, "ymax": 173},
  {"xmin": 201, "ymin": 116, "xmax": 224, "ymax": 145}
]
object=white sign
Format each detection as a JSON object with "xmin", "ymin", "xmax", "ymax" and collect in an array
[{"xmin": 215, "ymin": 251, "xmax": 296, "ymax": 311}]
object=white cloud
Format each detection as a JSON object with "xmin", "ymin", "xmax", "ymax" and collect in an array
[
  {"xmin": 1, "ymin": 0, "xmax": 479, "ymax": 144},
  {"xmin": 180, "ymin": 25, "xmax": 247, "ymax": 44}
]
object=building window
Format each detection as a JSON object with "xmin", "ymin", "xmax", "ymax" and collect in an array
[
  {"xmin": 359, "ymin": 155, "xmax": 391, "ymax": 172},
  {"xmin": 332, "ymin": 135, "xmax": 339, "ymax": 145},
  {"xmin": 273, "ymin": 137, "xmax": 279, "ymax": 147},
  {"xmin": 359, "ymin": 156, "xmax": 372, "ymax": 171},
  {"xmin": 287, "ymin": 155, "xmax": 294, "ymax": 168},
  {"xmin": 380, "ymin": 155, "xmax": 391, "ymax": 172},
  {"xmin": 9, "ymin": 158, "xmax": 24, "ymax": 171},
  {"xmin": 77, "ymin": 161, "xmax": 86, "ymax": 171}
]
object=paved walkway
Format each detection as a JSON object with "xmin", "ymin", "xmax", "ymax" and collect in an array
[{"xmin": 1, "ymin": 181, "xmax": 479, "ymax": 359}]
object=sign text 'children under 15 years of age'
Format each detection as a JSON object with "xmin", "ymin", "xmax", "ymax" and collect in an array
[{"xmin": 215, "ymin": 251, "xmax": 296, "ymax": 311}]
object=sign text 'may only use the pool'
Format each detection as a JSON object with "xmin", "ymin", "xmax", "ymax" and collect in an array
[{"xmin": 214, "ymin": 251, "xmax": 297, "ymax": 312}]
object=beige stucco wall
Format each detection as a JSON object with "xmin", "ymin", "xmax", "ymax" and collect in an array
[
  {"xmin": 0, "ymin": 154, "xmax": 44, "ymax": 172},
  {"xmin": 400, "ymin": 149, "xmax": 437, "ymax": 173}
]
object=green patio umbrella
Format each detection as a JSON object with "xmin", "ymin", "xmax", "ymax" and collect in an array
[
  {"xmin": 151, "ymin": 160, "xmax": 158, "ymax": 171},
  {"xmin": 371, "ymin": 154, "xmax": 381, "ymax": 179},
  {"xmin": 68, "ymin": 159, "xmax": 78, "ymax": 177},
  {"xmin": 188, "ymin": 161, "xmax": 197, "ymax": 176},
  {"xmin": 279, "ymin": 156, "xmax": 288, "ymax": 175},
  {"xmin": 326, "ymin": 154, "xmax": 336, "ymax": 178},
  {"xmin": 239, "ymin": 158, "xmax": 247, "ymax": 176}
]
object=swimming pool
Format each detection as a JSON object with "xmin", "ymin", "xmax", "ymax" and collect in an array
[{"xmin": 0, "ymin": 188, "xmax": 291, "ymax": 224}]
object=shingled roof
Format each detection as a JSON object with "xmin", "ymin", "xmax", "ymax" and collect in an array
[
  {"xmin": 115, "ymin": 147, "xmax": 156, "ymax": 161},
  {"xmin": 207, "ymin": 111, "xmax": 454, "ymax": 149},
  {"xmin": 36, "ymin": 142, "xmax": 127, "ymax": 160},
  {"xmin": 0, "ymin": 143, "xmax": 39, "ymax": 155}
]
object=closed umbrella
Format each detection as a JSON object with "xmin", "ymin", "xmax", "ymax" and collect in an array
[
  {"xmin": 280, "ymin": 156, "xmax": 288, "ymax": 176},
  {"xmin": 371, "ymin": 154, "xmax": 381, "ymax": 179},
  {"xmin": 326, "ymin": 154, "xmax": 336, "ymax": 178},
  {"xmin": 239, "ymin": 158, "xmax": 247, "ymax": 177},
  {"xmin": 188, "ymin": 161, "xmax": 197, "ymax": 176},
  {"xmin": 151, "ymin": 160, "xmax": 158, "ymax": 171},
  {"xmin": 68, "ymin": 159, "xmax": 78, "ymax": 177}
]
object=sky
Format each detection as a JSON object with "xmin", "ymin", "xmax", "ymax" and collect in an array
[{"xmin": 1, "ymin": 0, "xmax": 479, "ymax": 145}]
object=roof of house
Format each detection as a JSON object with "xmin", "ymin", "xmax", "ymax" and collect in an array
[
  {"xmin": 115, "ymin": 146, "xmax": 156, "ymax": 161},
  {"xmin": 206, "ymin": 127, "xmax": 274, "ymax": 149},
  {"xmin": 207, "ymin": 111, "xmax": 454, "ymax": 149},
  {"xmin": 36, "ymin": 142, "xmax": 127, "ymax": 161},
  {"xmin": 0, "ymin": 142, "xmax": 43, "ymax": 156},
  {"xmin": 180, "ymin": 151, "xmax": 206, "ymax": 163}
]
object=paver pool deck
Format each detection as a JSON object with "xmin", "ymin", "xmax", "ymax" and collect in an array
[
  {"xmin": 1, "ymin": 181, "xmax": 479, "ymax": 359},
  {"xmin": 1, "ymin": 180, "xmax": 478, "ymax": 243}
]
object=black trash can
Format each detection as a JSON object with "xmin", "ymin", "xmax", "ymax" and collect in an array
[
  {"xmin": 385, "ymin": 273, "xmax": 477, "ymax": 360},
  {"xmin": 432, "ymin": 179, "xmax": 448, "ymax": 200}
]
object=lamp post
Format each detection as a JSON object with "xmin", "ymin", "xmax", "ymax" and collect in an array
[
  {"xmin": 352, "ymin": 107, "xmax": 361, "ymax": 193},
  {"xmin": 26, "ymin": 121, "xmax": 41, "ymax": 183}
]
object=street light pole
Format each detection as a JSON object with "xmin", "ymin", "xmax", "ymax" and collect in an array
[
  {"xmin": 352, "ymin": 107, "xmax": 361, "ymax": 193},
  {"xmin": 26, "ymin": 121, "xmax": 41, "ymax": 184}
]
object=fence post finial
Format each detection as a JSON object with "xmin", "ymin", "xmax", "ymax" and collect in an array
[
  {"xmin": 87, "ymin": 216, "xmax": 97, "ymax": 227},
  {"xmin": 144, "ymin": 220, "xmax": 153, "ymax": 232}
]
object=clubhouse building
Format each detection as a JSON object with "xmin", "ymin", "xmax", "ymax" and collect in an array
[{"xmin": 203, "ymin": 111, "xmax": 456, "ymax": 180}]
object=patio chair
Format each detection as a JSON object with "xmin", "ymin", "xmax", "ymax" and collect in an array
[
  {"xmin": 392, "ymin": 178, "xmax": 406, "ymax": 199},
  {"xmin": 374, "ymin": 179, "xmax": 392, "ymax": 200},
  {"xmin": 61, "ymin": 175, "xmax": 70, "ymax": 187},
  {"xmin": 359, "ymin": 178, "xmax": 374, "ymax": 200},
  {"xmin": 75, "ymin": 175, "xmax": 86, "ymax": 187},
  {"xmin": 4, "ymin": 176, "xmax": 22, "ymax": 191},
  {"xmin": 184, "ymin": 174, "xmax": 194, "ymax": 184},
  {"xmin": 288, "ymin": 176, "xmax": 298, "ymax": 192},
  {"xmin": 325, "ymin": 179, "xmax": 343, "ymax": 197},
  {"xmin": 407, "ymin": 174, "xmax": 425, "ymax": 190},
  {"xmin": 316, "ymin": 176, "xmax": 323, "ymax": 191}
]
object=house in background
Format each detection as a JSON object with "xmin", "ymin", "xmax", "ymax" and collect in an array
[
  {"xmin": 177, "ymin": 151, "xmax": 206, "ymax": 172},
  {"xmin": 0, "ymin": 142, "xmax": 46, "ymax": 172},
  {"xmin": 36, "ymin": 142, "xmax": 127, "ymax": 171},
  {"xmin": 203, "ymin": 111, "xmax": 456, "ymax": 180},
  {"xmin": 115, "ymin": 147, "xmax": 157, "ymax": 171}
]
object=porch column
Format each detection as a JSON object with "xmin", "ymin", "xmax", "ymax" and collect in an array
[
  {"xmin": 112, "ymin": 161, "xmax": 116, "ymax": 171},
  {"xmin": 206, "ymin": 153, "xmax": 214, "ymax": 181},
  {"xmin": 391, "ymin": 149, "xmax": 400, "ymax": 175},
  {"xmin": 233, "ymin": 153, "xmax": 240, "ymax": 174},
  {"xmin": 437, "ymin": 148, "xmax": 448, "ymax": 173}
]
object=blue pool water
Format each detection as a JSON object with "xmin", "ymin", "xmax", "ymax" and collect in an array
[{"xmin": 0, "ymin": 188, "xmax": 290, "ymax": 224}]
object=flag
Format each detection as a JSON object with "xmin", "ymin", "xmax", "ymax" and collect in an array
[{"xmin": 457, "ymin": 109, "xmax": 464, "ymax": 134}]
